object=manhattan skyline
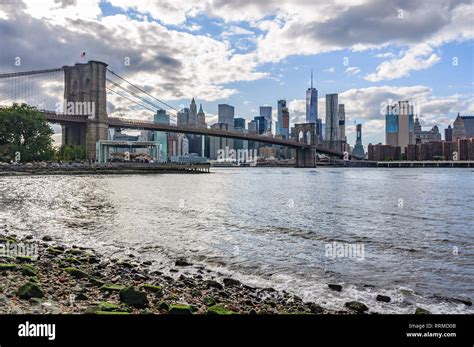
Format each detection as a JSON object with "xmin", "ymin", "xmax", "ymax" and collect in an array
[{"xmin": 0, "ymin": 0, "xmax": 472, "ymax": 147}]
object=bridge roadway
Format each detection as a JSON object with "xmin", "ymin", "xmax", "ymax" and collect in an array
[{"xmin": 42, "ymin": 110, "xmax": 343, "ymax": 157}]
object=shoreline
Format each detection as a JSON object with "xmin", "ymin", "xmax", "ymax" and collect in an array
[
  {"xmin": 0, "ymin": 162, "xmax": 211, "ymax": 176},
  {"xmin": 0, "ymin": 231, "xmax": 339, "ymax": 315},
  {"xmin": 1, "ymin": 231, "xmax": 470, "ymax": 315}
]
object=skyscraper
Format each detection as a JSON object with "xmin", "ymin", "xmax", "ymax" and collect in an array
[
  {"xmin": 338, "ymin": 104, "xmax": 346, "ymax": 142},
  {"xmin": 254, "ymin": 116, "xmax": 267, "ymax": 135},
  {"xmin": 325, "ymin": 94, "xmax": 339, "ymax": 142},
  {"xmin": 385, "ymin": 101, "xmax": 415, "ymax": 154},
  {"xmin": 260, "ymin": 106, "xmax": 272, "ymax": 133},
  {"xmin": 218, "ymin": 104, "xmax": 235, "ymax": 125},
  {"xmin": 197, "ymin": 103, "xmax": 206, "ymax": 128},
  {"xmin": 445, "ymin": 124, "xmax": 453, "ymax": 142},
  {"xmin": 352, "ymin": 123, "xmax": 365, "ymax": 159},
  {"xmin": 281, "ymin": 107, "xmax": 290, "ymax": 139},
  {"xmin": 306, "ymin": 69, "xmax": 318, "ymax": 124},
  {"xmin": 153, "ymin": 109, "xmax": 170, "ymax": 162},
  {"xmin": 234, "ymin": 118, "xmax": 246, "ymax": 129},
  {"xmin": 277, "ymin": 100, "xmax": 286, "ymax": 136},
  {"xmin": 188, "ymin": 98, "xmax": 197, "ymax": 127}
]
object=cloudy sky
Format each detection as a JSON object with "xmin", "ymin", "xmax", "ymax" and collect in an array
[{"xmin": 0, "ymin": 0, "xmax": 473, "ymax": 145}]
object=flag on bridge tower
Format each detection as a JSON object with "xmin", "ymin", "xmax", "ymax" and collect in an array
[{"xmin": 80, "ymin": 52, "xmax": 86, "ymax": 61}]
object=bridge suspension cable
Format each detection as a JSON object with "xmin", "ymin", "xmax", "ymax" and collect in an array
[
  {"xmin": 106, "ymin": 78, "xmax": 164, "ymax": 112},
  {"xmin": 105, "ymin": 86, "xmax": 157, "ymax": 113},
  {"xmin": 106, "ymin": 68, "xmax": 179, "ymax": 115},
  {"xmin": 0, "ymin": 67, "xmax": 64, "ymax": 111}
]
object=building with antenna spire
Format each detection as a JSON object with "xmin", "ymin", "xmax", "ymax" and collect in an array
[{"xmin": 306, "ymin": 69, "xmax": 322, "ymax": 142}]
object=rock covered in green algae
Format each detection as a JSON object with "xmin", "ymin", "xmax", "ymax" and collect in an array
[
  {"xmin": 17, "ymin": 282, "xmax": 44, "ymax": 299},
  {"xmin": 207, "ymin": 305, "xmax": 235, "ymax": 315},
  {"xmin": 64, "ymin": 267, "xmax": 88, "ymax": 279},
  {"xmin": 119, "ymin": 286, "xmax": 149, "ymax": 308},
  {"xmin": 168, "ymin": 304, "xmax": 193, "ymax": 314},
  {"xmin": 344, "ymin": 301, "xmax": 369, "ymax": 313}
]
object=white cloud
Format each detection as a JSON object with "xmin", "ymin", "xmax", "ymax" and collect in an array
[
  {"xmin": 365, "ymin": 44, "xmax": 440, "ymax": 82},
  {"xmin": 375, "ymin": 52, "xmax": 396, "ymax": 59},
  {"xmin": 345, "ymin": 66, "xmax": 360, "ymax": 75},
  {"xmin": 324, "ymin": 67, "xmax": 335, "ymax": 73},
  {"xmin": 221, "ymin": 26, "xmax": 255, "ymax": 38}
]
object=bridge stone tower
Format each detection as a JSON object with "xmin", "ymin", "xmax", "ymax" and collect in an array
[
  {"xmin": 294, "ymin": 123, "xmax": 317, "ymax": 167},
  {"xmin": 62, "ymin": 60, "xmax": 109, "ymax": 160}
]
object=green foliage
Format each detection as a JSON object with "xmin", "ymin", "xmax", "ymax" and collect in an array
[
  {"xmin": 0, "ymin": 103, "xmax": 54, "ymax": 162},
  {"xmin": 54, "ymin": 144, "xmax": 86, "ymax": 161}
]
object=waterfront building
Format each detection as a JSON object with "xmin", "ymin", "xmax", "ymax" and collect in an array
[
  {"xmin": 385, "ymin": 101, "xmax": 415, "ymax": 154},
  {"xmin": 452, "ymin": 113, "xmax": 474, "ymax": 140},
  {"xmin": 458, "ymin": 138, "xmax": 472, "ymax": 160},
  {"xmin": 170, "ymin": 153, "xmax": 208, "ymax": 164},
  {"xmin": 352, "ymin": 123, "xmax": 365, "ymax": 159},
  {"xmin": 414, "ymin": 118, "xmax": 442, "ymax": 143},
  {"xmin": 368, "ymin": 143, "xmax": 401, "ymax": 161}
]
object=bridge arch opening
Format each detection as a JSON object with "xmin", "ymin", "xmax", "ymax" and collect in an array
[
  {"xmin": 298, "ymin": 130, "xmax": 304, "ymax": 143},
  {"xmin": 306, "ymin": 130, "xmax": 311, "ymax": 145}
]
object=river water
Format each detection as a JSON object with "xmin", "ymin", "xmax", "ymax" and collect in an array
[{"xmin": 1, "ymin": 167, "xmax": 473, "ymax": 313}]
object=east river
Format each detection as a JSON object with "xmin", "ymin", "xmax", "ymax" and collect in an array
[{"xmin": 1, "ymin": 167, "xmax": 473, "ymax": 313}]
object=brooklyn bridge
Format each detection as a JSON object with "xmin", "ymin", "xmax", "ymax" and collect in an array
[{"xmin": 0, "ymin": 60, "xmax": 344, "ymax": 167}]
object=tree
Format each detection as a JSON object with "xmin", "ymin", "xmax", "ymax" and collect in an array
[
  {"xmin": 0, "ymin": 103, "xmax": 54, "ymax": 162},
  {"xmin": 54, "ymin": 145, "xmax": 86, "ymax": 161}
]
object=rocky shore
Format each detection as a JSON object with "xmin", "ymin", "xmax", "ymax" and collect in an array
[
  {"xmin": 0, "ymin": 162, "xmax": 210, "ymax": 176},
  {"xmin": 0, "ymin": 231, "xmax": 333, "ymax": 315},
  {"xmin": 0, "ymin": 231, "xmax": 449, "ymax": 315}
]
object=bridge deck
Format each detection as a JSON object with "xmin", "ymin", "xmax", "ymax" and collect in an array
[{"xmin": 40, "ymin": 110, "xmax": 343, "ymax": 156}]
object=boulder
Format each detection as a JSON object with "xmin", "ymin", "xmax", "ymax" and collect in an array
[
  {"xmin": 64, "ymin": 267, "xmax": 88, "ymax": 279},
  {"xmin": 376, "ymin": 295, "xmax": 391, "ymax": 303},
  {"xmin": 119, "ymin": 286, "xmax": 148, "ymax": 308},
  {"xmin": 344, "ymin": 301, "xmax": 369, "ymax": 313},
  {"xmin": 328, "ymin": 284, "xmax": 342, "ymax": 292},
  {"xmin": 223, "ymin": 278, "xmax": 241, "ymax": 287},
  {"xmin": 168, "ymin": 304, "xmax": 193, "ymax": 314},
  {"xmin": 415, "ymin": 307, "xmax": 431, "ymax": 315},
  {"xmin": 207, "ymin": 304, "xmax": 234, "ymax": 315},
  {"xmin": 16, "ymin": 282, "xmax": 44, "ymax": 299}
]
